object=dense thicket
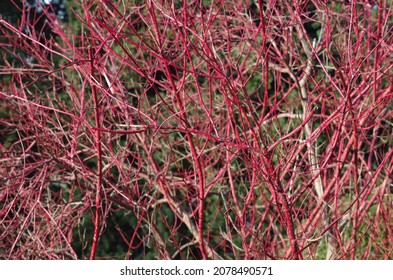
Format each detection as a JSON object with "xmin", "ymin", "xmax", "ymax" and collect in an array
[{"xmin": 1, "ymin": 0, "xmax": 392, "ymax": 260}]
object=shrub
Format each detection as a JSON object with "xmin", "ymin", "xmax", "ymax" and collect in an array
[{"xmin": 1, "ymin": 0, "xmax": 392, "ymax": 259}]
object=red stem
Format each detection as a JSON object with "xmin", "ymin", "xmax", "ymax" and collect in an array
[{"xmin": 88, "ymin": 44, "xmax": 103, "ymax": 260}]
